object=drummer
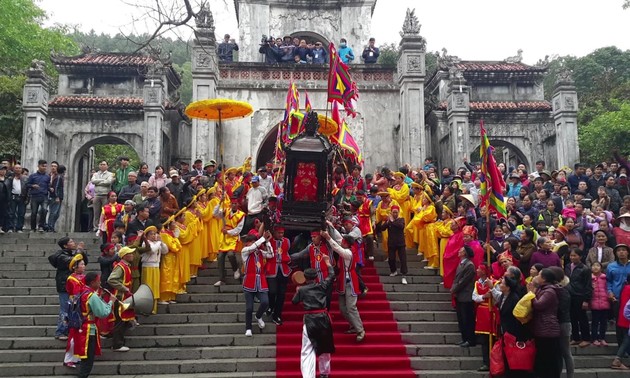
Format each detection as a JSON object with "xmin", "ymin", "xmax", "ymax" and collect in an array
[
  {"xmin": 292, "ymin": 255, "xmax": 336, "ymax": 378},
  {"xmin": 290, "ymin": 230, "xmax": 335, "ymax": 310}
]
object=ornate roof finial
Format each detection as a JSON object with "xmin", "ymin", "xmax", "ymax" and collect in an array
[
  {"xmin": 194, "ymin": 2, "xmax": 216, "ymax": 43},
  {"xmin": 555, "ymin": 68, "xmax": 574, "ymax": 85},
  {"xmin": 504, "ymin": 49, "xmax": 523, "ymax": 64},
  {"xmin": 437, "ymin": 47, "xmax": 461, "ymax": 69},
  {"xmin": 400, "ymin": 8, "xmax": 421, "ymax": 37}
]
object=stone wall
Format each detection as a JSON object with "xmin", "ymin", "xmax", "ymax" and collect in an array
[{"xmin": 215, "ymin": 63, "xmax": 398, "ymax": 172}]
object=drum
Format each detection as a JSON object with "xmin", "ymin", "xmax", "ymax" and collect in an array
[{"xmin": 291, "ymin": 271, "xmax": 306, "ymax": 285}]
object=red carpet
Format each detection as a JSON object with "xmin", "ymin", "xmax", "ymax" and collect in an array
[{"xmin": 276, "ymin": 263, "xmax": 416, "ymax": 378}]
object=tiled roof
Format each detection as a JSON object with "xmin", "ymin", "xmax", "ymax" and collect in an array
[
  {"xmin": 436, "ymin": 101, "xmax": 552, "ymax": 112},
  {"xmin": 51, "ymin": 53, "xmax": 157, "ymax": 67},
  {"xmin": 455, "ymin": 61, "xmax": 543, "ymax": 72},
  {"xmin": 49, "ymin": 96, "xmax": 144, "ymax": 109}
]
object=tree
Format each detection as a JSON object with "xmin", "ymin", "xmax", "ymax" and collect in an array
[
  {"xmin": 579, "ymin": 101, "xmax": 630, "ymax": 163},
  {"xmin": 377, "ymin": 43, "xmax": 399, "ymax": 67},
  {"xmin": 0, "ymin": 0, "xmax": 78, "ymax": 161},
  {"xmin": 93, "ymin": 144, "xmax": 141, "ymax": 171}
]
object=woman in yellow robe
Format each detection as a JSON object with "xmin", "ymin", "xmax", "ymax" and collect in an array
[
  {"xmin": 159, "ymin": 217, "xmax": 181, "ymax": 303},
  {"xmin": 186, "ymin": 199, "xmax": 203, "ymax": 278},
  {"xmin": 176, "ymin": 210, "xmax": 193, "ymax": 293},
  {"xmin": 197, "ymin": 189, "xmax": 213, "ymax": 261},
  {"xmin": 388, "ymin": 172, "xmax": 411, "ymax": 247},
  {"xmin": 375, "ymin": 192, "xmax": 399, "ymax": 256},
  {"xmin": 406, "ymin": 192, "xmax": 438, "ymax": 266},
  {"xmin": 406, "ymin": 183, "xmax": 424, "ymax": 250},
  {"xmin": 435, "ymin": 206, "xmax": 455, "ymax": 276},
  {"xmin": 206, "ymin": 187, "xmax": 222, "ymax": 262}
]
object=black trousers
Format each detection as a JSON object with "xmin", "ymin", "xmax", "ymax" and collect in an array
[
  {"xmin": 534, "ymin": 337, "xmax": 562, "ymax": 378},
  {"xmin": 479, "ymin": 334, "xmax": 490, "ymax": 366},
  {"xmin": 388, "ymin": 244, "xmax": 407, "ymax": 275},
  {"xmin": 569, "ymin": 296, "xmax": 590, "ymax": 342},
  {"xmin": 78, "ymin": 336, "xmax": 97, "ymax": 378},
  {"xmin": 111, "ymin": 302, "xmax": 131, "ymax": 349},
  {"xmin": 455, "ymin": 300, "xmax": 476, "ymax": 345},
  {"xmin": 267, "ymin": 274, "xmax": 288, "ymax": 319},
  {"xmin": 363, "ymin": 234, "xmax": 374, "ymax": 258}
]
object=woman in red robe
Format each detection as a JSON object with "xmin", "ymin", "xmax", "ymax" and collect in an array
[
  {"xmin": 463, "ymin": 225, "xmax": 485, "ymax": 268},
  {"xmin": 98, "ymin": 191, "xmax": 123, "ymax": 243},
  {"xmin": 442, "ymin": 217, "xmax": 467, "ymax": 289}
]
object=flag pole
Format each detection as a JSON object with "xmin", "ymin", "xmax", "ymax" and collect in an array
[{"xmin": 481, "ymin": 118, "xmax": 495, "ymax": 374}]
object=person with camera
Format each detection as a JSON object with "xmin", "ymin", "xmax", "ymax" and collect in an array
[{"xmin": 259, "ymin": 35, "xmax": 280, "ymax": 64}]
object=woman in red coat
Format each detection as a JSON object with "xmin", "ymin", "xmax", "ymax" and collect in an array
[{"xmin": 442, "ymin": 217, "xmax": 467, "ymax": 289}]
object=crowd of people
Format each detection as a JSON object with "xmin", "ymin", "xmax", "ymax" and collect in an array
[
  {"xmin": 4, "ymin": 150, "xmax": 630, "ymax": 377},
  {"xmin": 258, "ymin": 35, "xmax": 379, "ymax": 65}
]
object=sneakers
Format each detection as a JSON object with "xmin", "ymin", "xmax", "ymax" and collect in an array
[
  {"xmin": 113, "ymin": 346, "xmax": 130, "ymax": 352},
  {"xmin": 389, "ymin": 271, "xmax": 398, "ymax": 277},
  {"xmin": 265, "ymin": 308, "xmax": 273, "ymax": 317},
  {"xmin": 600, "ymin": 340, "xmax": 608, "ymax": 347},
  {"xmin": 234, "ymin": 270, "xmax": 241, "ymax": 280},
  {"xmin": 356, "ymin": 330, "xmax": 366, "ymax": 342},
  {"xmin": 368, "ymin": 256, "xmax": 374, "ymax": 261},
  {"xmin": 7, "ymin": 229, "xmax": 13, "ymax": 233},
  {"xmin": 168, "ymin": 300, "xmax": 177, "ymax": 304},
  {"xmin": 272, "ymin": 317, "xmax": 283, "ymax": 326},
  {"xmin": 37, "ymin": 227, "xmax": 44, "ymax": 233},
  {"xmin": 17, "ymin": 230, "xmax": 23, "ymax": 233},
  {"xmin": 578, "ymin": 341, "xmax": 591, "ymax": 348},
  {"xmin": 245, "ymin": 329, "xmax": 253, "ymax": 337},
  {"xmin": 611, "ymin": 357, "xmax": 630, "ymax": 370},
  {"xmin": 256, "ymin": 316, "xmax": 265, "ymax": 329},
  {"xmin": 401, "ymin": 277, "xmax": 408, "ymax": 285},
  {"xmin": 592, "ymin": 340, "xmax": 601, "ymax": 346},
  {"xmin": 158, "ymin": 301, "xmax": 169, "ymax": 305},
  {"xmin": 213, "ymin": 280, "xmax": 224, "ymax": 287},
  {"xmin": 55, "ymin": 335, "xmax": 68, "ymax": 341},
  {"xmin": 63, "ymin": 362, "xmax": 77, "ymax": 368}
]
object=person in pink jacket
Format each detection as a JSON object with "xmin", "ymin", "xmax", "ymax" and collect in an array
[{"xmin": 590, "ymin": 262, "xmax": 610, "ymax": 346}]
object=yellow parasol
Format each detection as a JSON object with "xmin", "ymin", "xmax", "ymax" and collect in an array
[
  {"xmin": 185, "ymin": 99, "xmax": 254, "ymax": 121},
  {"xmin": 184, "ymin": 98, "xmax": 254, "ymax": 168},
  {"xmin": 317, "ymin": 114, "xmax": 338, "ymax": 136}
]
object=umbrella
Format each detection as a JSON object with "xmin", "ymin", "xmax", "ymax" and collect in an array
[
  {"xmin": 184, "ymin": 99, "xmax": 254, "ymax": 168},
  {"xmin": 317, "ymin": 114, "xmax": 338, "ymax": 136}
]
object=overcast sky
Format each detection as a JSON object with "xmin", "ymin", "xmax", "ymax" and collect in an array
[{"xmin": 39, "ymin": 0, "xmax": 630, "ymax": 63}]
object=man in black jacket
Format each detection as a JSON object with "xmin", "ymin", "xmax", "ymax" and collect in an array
[
  {"xmin": 125, "ymin": 205, "xmax": 155, "ymax": 239},
  {"xmin": 451, "ymin": 245, "xmax": 476, "ymax": 348},
  {"xmin": 48, "ymin": 237, "xmax": 88, "ymax": 340}
]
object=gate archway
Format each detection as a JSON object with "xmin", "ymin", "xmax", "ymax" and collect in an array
[
  {"xmin": 470, "ymin": 139, "xmax": 530, "ymax": 172},
  {"xmin": 256, "ymin": 123, "xmax": 280, "ymax": 170},
  {"xmin": 65, "ymin": 134, "xmax": 143, "ymax": 232}
]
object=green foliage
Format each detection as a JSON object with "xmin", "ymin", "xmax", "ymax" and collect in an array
[
  {"xmin": 175, "ymin": 61, "xmax": 193, "ymax": 104},
  {"xmin": 544, "ymin": 47, "xmax": 630, "ymax": 162},
  {"xmin": 93, "ymin": 144, "xmax": 141, "ymax": 171},
  {"xmin": 579, "ymin": 101, "xmax": 630, "ymax": 163},
  {"xmin": 0, "ymin": 0, "xmax": 78, "ymax": 160},
  {"xmin": 377, "ymin": 43, "xmax": 400, "ymax": 67}
]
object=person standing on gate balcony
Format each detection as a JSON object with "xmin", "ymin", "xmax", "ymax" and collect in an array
[
  {"xmin": 47, "ymin": 162, "xmax": 65, "ymax": 232},
  {"xmin": 361, "ymin": 37, "xmax": 379, "ymax": 64},
  {"xmin": 6, "ymin": 164, "xmax": 28, "ymax": 233},
  {"xmin": 338, "ymin": 38, "xmax": 354, "ymax": 64},
  {"xmin": 91, "ymin": 160, "xmax": 114, "ymax": 232},
  {"xmin": 217, "ymin": 34, "xmax": 239, "ymax": 62},
  {"xmin": 26, "ymin": 159, "xmax": 51, "ymax": 232}
]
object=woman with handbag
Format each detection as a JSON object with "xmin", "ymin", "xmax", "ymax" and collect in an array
[
  {"xmin": 495, "ymin": 274, "xmax": 534, "ymax": 377},
  {"xmin": 530, "ymin": 268, "xmax": 563, "ymax": 378}
]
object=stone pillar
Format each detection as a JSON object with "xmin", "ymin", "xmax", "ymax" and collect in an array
[
  {"xmin": 237, "ymin": 1, "xmax": 270, "ymax": 62},
  {"xmin": 143, "ymin": 75, "xmax": 165, "ymax": 170},
  {"xmin": 191, "ymin": 8, "xmax": 219, "ymax": 165},
  {"xmin": 396, "ymin": 9, "xmax": 426, "ymax": 166},
  {"xmin": 21, "ymin": 64, "xmax": 49, "ymax": 172},
  {"xmin": 446, "ymin": 83, "xmax": 470, "ymax": 168},
  {"xmin": 552, "ymin": 72, "xmax": 579, "ymax": 168},
  {"xmin": 340, "ymin": 1, "xmax": 376, "ymax": 57}
]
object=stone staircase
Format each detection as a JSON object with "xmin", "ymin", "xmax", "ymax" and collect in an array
[{"xmin": 0, "ymin": 232, "xmax": 620, "ymax": 377}]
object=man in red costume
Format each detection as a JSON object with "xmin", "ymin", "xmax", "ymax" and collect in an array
[
  {"xmin": 265, "ymin": 226, "xmax": 291, "ymax": 325},
  {"xmin": 75, "ymin": 271, "xmax": 112, "ymax": 378},
  {"xmin": 462, "ymin": 225, "xmax": 485, "ymax": 268},
  {"xmin": 107, "ymin": 246, "xmax": 137, "ymax": 352},
  {"xmin": 291, "ymin": 230, "xmax": 336, "ymax": 310},
  {"xmin": 443, "ymin": 217, "xmax": 467, "ymax": 289},
  {"xmin": 355, "ymin": 189, "xmax": 375, "ymax": 261}
]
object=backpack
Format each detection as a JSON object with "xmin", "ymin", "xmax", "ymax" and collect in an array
[{"xmin": 66, "ymin": 290, "xmax": 91, "ymax": 329}]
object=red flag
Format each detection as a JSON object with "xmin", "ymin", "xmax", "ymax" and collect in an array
[
  {"xmin": 304, "ymin": 91, "xmax": 312, "ymax": 113},
  {"xmin": 281, "ymin": 82, "xmax": 300, "ymax": 144},
  {"xmin": 327, "ymin": 42, "xmax": 359, "ymax": 118},
  {"xmin": 479, "ymin": 120, "xmax": 507, "ymax": 218}
]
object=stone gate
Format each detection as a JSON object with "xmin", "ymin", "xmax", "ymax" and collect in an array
[{"xmin": 21, "ymin": 1, "xmax": 580, "ymax": 231}]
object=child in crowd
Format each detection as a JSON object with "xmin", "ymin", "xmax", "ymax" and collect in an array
[
  {"xmin": 561, "ymin": 199, "xmax": 577, "ymax": 221},
  {"xmin": 589, "ymin": 262, "xmax": 609, "ymax": 346}
]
